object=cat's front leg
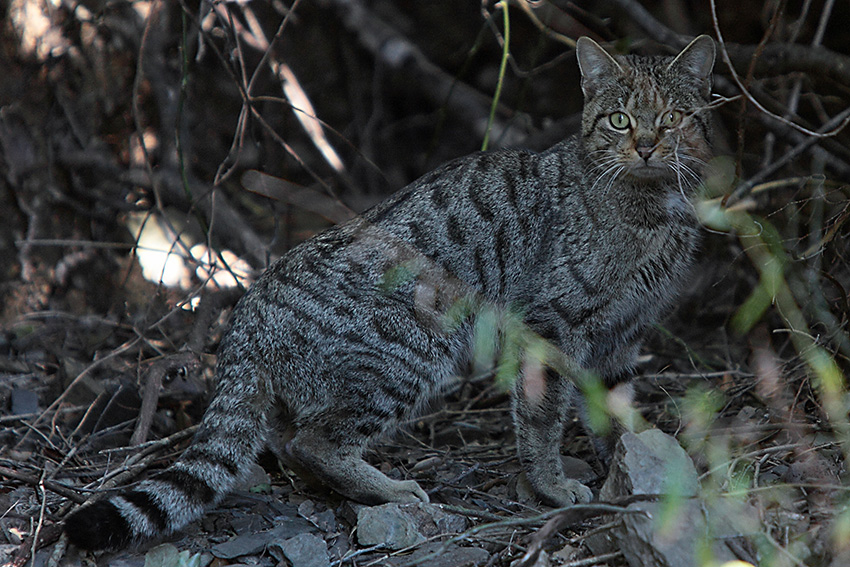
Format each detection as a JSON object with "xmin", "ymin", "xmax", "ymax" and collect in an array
[{"xmin": 512, "ymin": 367, "xmax": 593, "ymax": 506}]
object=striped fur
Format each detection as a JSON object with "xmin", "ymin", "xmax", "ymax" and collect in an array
[{"xmin": 64, "ymin": 36, "xmax": 715, "ymax": 550}]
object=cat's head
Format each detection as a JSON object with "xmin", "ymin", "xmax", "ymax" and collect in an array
[{"xmin": 576, "ymin": 35, "xmax": 715, "ymax": 189}]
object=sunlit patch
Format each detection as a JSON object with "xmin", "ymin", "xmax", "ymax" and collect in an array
[
  {"xmin": 190, "ymin": 244, "xmax": 254, "ymax": 291},
  {"xmin": 126, "ymin": 211, "xmax": 197, "ymax": 290},
  {"xmin": 125, "ymin": 211, "xmax": 254, "ymax": 293},
  {"xmin": 8, "ymin": 0, "xmax": 70, "ymax": 60}
]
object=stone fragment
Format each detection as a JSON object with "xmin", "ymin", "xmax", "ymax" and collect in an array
[
  {"xmin": 210, "ymin": 518, "xmax": 315, "ymax": 559},
  {"xmin": 357, "ymin": 503, "xmax": 425, "ymax": 549},
  {"xmin": 10, "ymin": 388, "xmax": 38, "ymax": 416},
  {"xmin": 591, "ymin": 429, "xmax": 759, "ymax": 567},
  {"xmin": 270, "ymin": 532, "xmax": 330, "ymax": 567},
  {"xmin": 600, "ymin": 429, "xmax": 698, "ymax": 500},
  {"xmin": 356, "ymin": 502, "xmax": 467, "ymax": 550}
]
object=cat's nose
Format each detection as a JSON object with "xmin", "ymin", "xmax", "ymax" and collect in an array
[{"xmin": 636, "ymin": 144, "xmax": 654, "ymax": 161}]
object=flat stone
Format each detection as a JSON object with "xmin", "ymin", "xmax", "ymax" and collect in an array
[
  {"xmin": 270, "ymin": 532, "xmax": 330, "ymax": 567},
  {"xmin": 143, "ymin": 543, "xmax": 208, "ymax": 567},
  {"xmin": 10, "ymin": 388, "xmax": 38, "ymax": 416},
  {"xmin": 210, "ymin": 517, "xmax": 315, "ymax": 559},
  {"xmin": 356, "ymin": 502, "xmax": 467, "ymax": 550}
]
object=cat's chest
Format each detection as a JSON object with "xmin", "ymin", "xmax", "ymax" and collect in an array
[{"xmin": 546, "ymin": 209, "xmax": 698, "ymax": 322}]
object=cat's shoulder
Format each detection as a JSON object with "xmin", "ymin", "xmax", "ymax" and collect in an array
[
  {"xmin": 422, "ymin": 137, "xmax": 582, "ymax": 192},
  {"xmin": 414, "ymin": 145, "xmax": 541, "ymax": 185}
]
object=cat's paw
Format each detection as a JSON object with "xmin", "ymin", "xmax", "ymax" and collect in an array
[
  {"xmin": 539, "ymin": 478, "xmax": 593, "ymax": 507},
  {"xmin": 384, "ymin": 479, "xmax": 430, "ymax": 504}
]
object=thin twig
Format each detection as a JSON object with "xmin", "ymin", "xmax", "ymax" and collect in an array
[
  {"xmin": 730, "ymin": 105, "xmax": 850, "ymax": 202},
  {"xmin": 325, "ymin": 0, "xmax": 523, "ymax": 147},
  {"xmin": 515, "ymin": 495, "xmax": 656, "ymax": 567},
  {"xmin": 733, "ymin": 0, "xmax": 786, "ymax": 180},
  {"xmin": 709, "ymin": 0, "xmax": 850, "ymax": 140},
  {"xmin": 130, "ymin": 352, "xmax": 201, "ymax": 446},
  {"xmin": 395, "ymin": 501, "xmax": 648, "ymax": 567},
  {"xmin": 14, "ymin": 338, "xmax": 141, "ymax": 451},
  {"xmin": 30, "ymin": 473, "xmax": 48, "ymax": 567},
  {"xmin": 509, "ymin": 0, "xmax": 576, "ymax": 48},
  {"xmin": 607, "ymin": 0, "xmax": 686, "ymax": 47},
  {"xmin": 482, "ymin": 1, "xmax": 510, "ymax": 151},
  {"xmin": 0, "ymin": 467, "xmax": 85, "ymax": 504}
]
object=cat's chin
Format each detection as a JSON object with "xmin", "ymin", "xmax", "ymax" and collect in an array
[{"xmin": 624, "ymin": 164, "xmax": 672, "ymax": 182}]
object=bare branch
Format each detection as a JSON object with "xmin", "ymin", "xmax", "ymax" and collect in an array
[
  {"xmin": 731, "ymin": 105, "xmax": 850, "ymax": 201},
  {"xmin": 607, "ymin": 0, "xmax": 688, "ymax": 48},
  {"xmin": 710, "ymin": 0, "xmax": 850, "ymax": 139},
  {"xmin": 324, "ymin": 0, "xmax": 528, "ymax": 148},
  {"xmin": 723, "ymin": 42, "xmax": 850, "ymax": 90}
]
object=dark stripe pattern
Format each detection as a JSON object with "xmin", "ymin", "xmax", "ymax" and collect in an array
[{"xmin": 65, "ymin": 37, "xmax": 712, "ymax": 550}]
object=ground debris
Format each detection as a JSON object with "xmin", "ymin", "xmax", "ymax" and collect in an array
[{"xmin": 210, "ymin": 517, "xmax": 317, "ymax": 560}]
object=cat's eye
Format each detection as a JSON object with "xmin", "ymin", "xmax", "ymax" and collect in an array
[
  {"xmin": 660, "ymin": 110, "xmax": 683, "ymax": 128},
  {"xmin": 609, "ymin": 112, "xmax": 630, "ymax": 130}
]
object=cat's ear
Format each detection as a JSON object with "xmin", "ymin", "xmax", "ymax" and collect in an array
[
  {"xmin": 576, "ymin": 37, "xmax": 623, "ymax": 98},
  {"xmin": 667, "ymin": 35, "xmax": 716, "ymax": 95}
]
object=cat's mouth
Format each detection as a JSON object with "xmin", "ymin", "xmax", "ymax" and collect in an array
[{"xmin": 625, "ymin": 160, "xmax": 671, "ymax": 180}]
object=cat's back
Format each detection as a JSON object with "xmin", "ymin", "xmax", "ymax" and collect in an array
[
  {"xmin": 254, "ymin": 145, "xmax": 570, "ymax": 311},
  {"xmin": 364, "ymin": 146, "xmax": 574, "ymax": 301},
  {"xmin": 220, "ymin": 147, "xmax": 561, "ymax": 375}
]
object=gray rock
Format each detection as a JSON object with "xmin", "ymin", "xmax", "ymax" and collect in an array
[
  {"xmin": 406, "ymin": 501, "xmax": 468, "ymax": 536},
  {"xmin": 592, "ymin": 429, "xmax": 759, "ymax": 567},
  {"xmin": 604, "ymin": 498, "xmax": 757, "ymax": 567},
  {"xmin": 210, "ymin": 517, "xmax": 315, "ymax": 559},
  {"xmin": 600, "ymin": 429, "xmax": 698, "ymax": 500},
  {"xmin": 142, "ymin": 544, "xmax": 209, "ymax": 567},
  {"xmin": 270, "ymin": 533, "xmax": 330, "ymax": 567},
  {"xmin": 10, "ymin": 388, "xmax": 38, "ymax": 416},
  {"xmin": 356, "ymin": 502, "xmax": 467, "ymax": 550},
  {"xmin": 357, "ymin": 503, "xmax": 427, "ymax": 550}
]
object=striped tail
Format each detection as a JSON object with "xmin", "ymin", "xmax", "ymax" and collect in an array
[{"xmin": 64, "ymin": 362, "xmax": 269, "ymax": 550}]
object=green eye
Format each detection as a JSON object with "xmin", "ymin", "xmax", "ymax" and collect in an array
[
  {"xmin": 661, "ymin": 110, "xmax": 683, "ymax": 128},
  {"xmin": 609, "ymin": 112, "xmax": 630, "ymax": 130}
]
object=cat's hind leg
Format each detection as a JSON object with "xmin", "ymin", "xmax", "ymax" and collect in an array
[
  {"xmin": 286, "ymin": 427, "xmax": 429, "ymax": 504},
  {"xmin": 282, "ymin": 344, "xmax": 441, "ymax": 505}
]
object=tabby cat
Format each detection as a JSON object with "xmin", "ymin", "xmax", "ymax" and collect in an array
[{"xmin": 64, "ymin": 35, "xmax": 715, "ymax": 550}]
